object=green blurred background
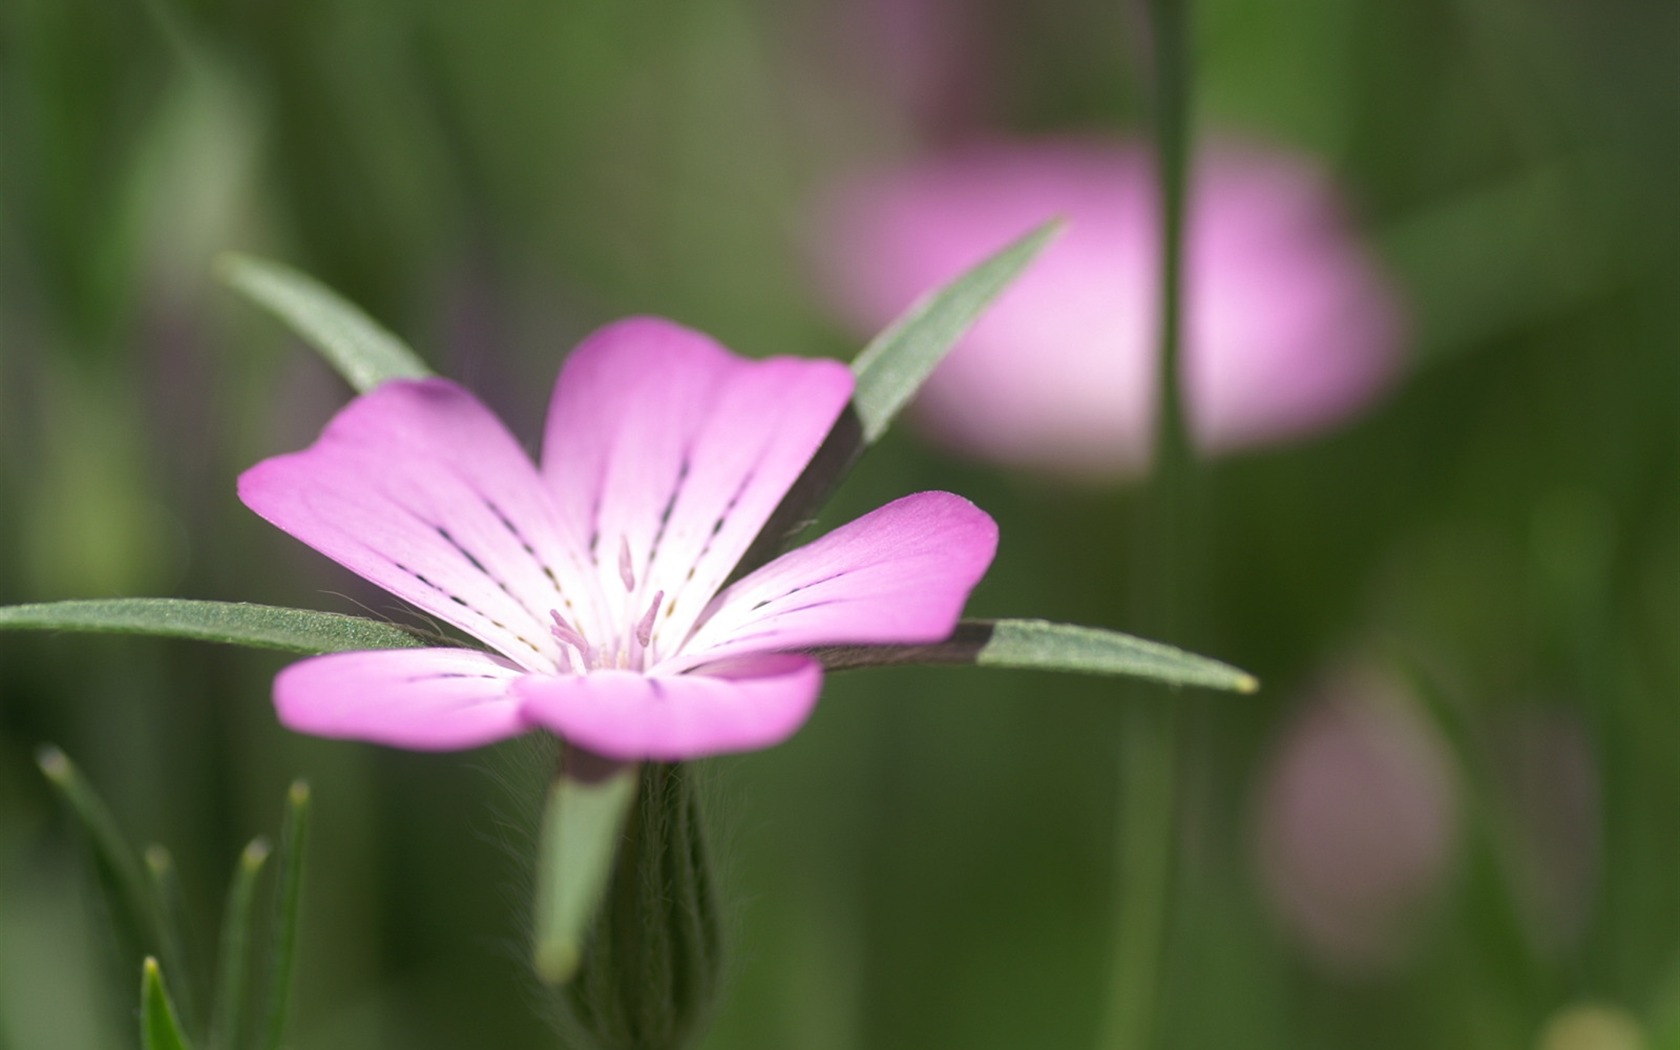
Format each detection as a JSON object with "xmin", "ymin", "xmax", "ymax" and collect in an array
[{"xmin": 1, "ymin": 0, "xmax": 1677, "ymax": 1047}]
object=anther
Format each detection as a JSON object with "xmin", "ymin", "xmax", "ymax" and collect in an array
[
  {"xmin": 549, "ymin": 610, "xmax": 588, "ymax": 651},
  {"xmin": 618, "ymin": 536, "xmax": 636, "ymax": 592},
  {"xmin": 635, "ymin": 590, "xmax": 664, "ymax": 649}
]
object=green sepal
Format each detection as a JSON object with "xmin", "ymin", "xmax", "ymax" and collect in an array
[
  {"xmin": 850, "ymin": 218, "xmax": 1064, "ymax": 444},
  {"xmin": 0, "ymin": 598, "xmax": 444, "ymax": 654},
  {"xmin": 739, "ymin": 220, "xmax": 1063, "ymax": 573},
  {"xmin": 811, "ymin": 618, "xmax": 1258, "ymax": 694},
  {"xmin": 533, "ymin": 760, "xmax": 640, "ymax": 986},
  {"xmin": 558, "ymin": 764, "xmax": 723, "ymax": 1050}
]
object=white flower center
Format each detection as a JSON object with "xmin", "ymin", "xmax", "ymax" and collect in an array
[{"xmin": 547, "ymin": 535, "xmax": 667, "ymax": 673}]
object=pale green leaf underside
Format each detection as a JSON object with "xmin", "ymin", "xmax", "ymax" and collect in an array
[
  {"xmin": 0, "ymin": 600, "xmax": 1252, "ymax": 691},
  {"xmin": 849, "ymin": 218, "xmax": 1064, "ymax": 444},
  {"xmin": 0, "ymin": 599, "xmax": 434, "ymax": 653},
  {"xmin": 217, "ymin": 252, "xmax": 433, "ymax": 392},
  {"xmin": 534, "ymin": 765, "xmax": 639, "ymax": 985}
]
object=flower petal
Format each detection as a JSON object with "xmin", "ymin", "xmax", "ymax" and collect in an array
[
  {"xmin": 669, "ymin": 490, "xmax": 998, "ymax": 668},
  {"xmin": 275, "ymin": 647, "xmax": 529, "ymax": 750},
  {"xmin": 514, "ymin": 655, "xmax": 823, "ymax": 761},
  {"xmin": 539, "ymin": 318, "xmax": 854, "ymax": 655},
  {"xmin": 240, "ymin": 379, "xmax": 602, "ymax": 670}
]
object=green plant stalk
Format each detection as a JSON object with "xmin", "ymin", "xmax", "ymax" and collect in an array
[
  {"xmin": 145, "ymin": 845, "xmax": 199, "ymax": 1033},
  {"xmin": 36, "ymin": 748, "xmax": 165, "ymax": 983},
  {"xmin": 1101, "ymin": 1, "xmax": 1196, "ymax": 1048},
  {"xmin": 259, "ymin": 783, "xmax": 309, "ymax": 1050},
  {"xmin": 211, "ymin": 838, "xmax": 271, "ymax": 1050}
]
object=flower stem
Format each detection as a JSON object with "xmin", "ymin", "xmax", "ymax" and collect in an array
[
  {"xmin": 1100, "ymin": 1, "xmax": 1195, "ymax": 1048},
  {"xmin": 259, "ymin": 781, "xmax": 310, "ymax": 1050},
  {"xmin": 1102, "ymin": 710, "xmax": 1179, "ymax": 1050},
  {"xmin": 1150, "ymin": 9, "xmax": 1195, "ymax": 487}
]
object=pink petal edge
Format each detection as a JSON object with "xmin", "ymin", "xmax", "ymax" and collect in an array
[
  {"xmin": 514, "ymin": 654, "xmax": 824, "ymax": 761},
  {"xmin": 669, "ymin": 490, "xmax": 999, "ymax": 669},
  {"xmin": 275, "ymin": 648, "xmax": 529, "ymax": 751},
  {"xmin": 239, "ymin": 379, "xmax": 598, "ymax": 672}
]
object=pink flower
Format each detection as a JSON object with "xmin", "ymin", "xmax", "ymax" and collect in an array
[
  {"xmin": 239, "ymin": 318, "xmax": 998, "ymax": 760},
  {"xmin": 817, "ymin": 139, "xmax": 1405, "ymax": 476}
]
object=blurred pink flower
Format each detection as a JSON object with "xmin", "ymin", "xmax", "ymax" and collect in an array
[
  {"xmin": 816, "ymin": 139, "xmax": 1405, "ymax": 476},
  {"xmin": 1254, "ymin": 673, "xmax": 1459, "ymax": 976},
  {"xmin": 240, "ymin": 318, "xmax": 997, "ymax": 760}
]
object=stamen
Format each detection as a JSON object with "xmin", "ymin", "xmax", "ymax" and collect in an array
[
  {"xmin": 635, "ymin": 590, "xmax": 664, "ymax": 649},
  {"xmin": 549, "ymin": 610, "xmax": 589, "ymax": 652},
  {"xmin": 618, "ymin": 536, "xmax": 636, "ymax": 592}
]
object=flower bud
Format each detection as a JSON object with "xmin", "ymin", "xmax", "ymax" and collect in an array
[
  {"xmin": 559, "ymin": 763, "xmax": 722, "ymax": 1050},
  {"xmin": 1254, "ymin": 671, "xmax": 1459, "ymax": 976}
]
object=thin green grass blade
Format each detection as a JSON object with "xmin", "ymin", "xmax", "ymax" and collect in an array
[
  {"xmin": 210, "ymin": 839, "xmax": 271, "ymax": 1050},
  {"xmin": 534, "ymin": 763, "xmax": 639, "ymax": 986},
  {"xmin": 1396, "ymin": 656, "xmax": 1545, "ymax": 1000},
  {"xmin": 811, "ymin": 618, "xmax": 1257, "ymax": 694},
  {"xmin": 37, "ymin": 748, "xmax": 163, "ymax": 973},
  {"xmin": 258, "ymin": 783, "xmax": 309, "ymax": 1050},
  {"xmin": 216, "ymin": 253, "xmax": 432, "ymax": 392},
  {"xmin": 144, "ymin": 846, "xmax": 198, "ymax": 1031},
  {"xmin": 141, "ymin": 958, "xmax": 196, "ymax": 1050},
  {"xmin": 850, "ymin": 218, "xmax": 1063, "ymax": 444},
  {"xmin": 0, "ymin": 599, "xmax": 443, "ymax": 654}
]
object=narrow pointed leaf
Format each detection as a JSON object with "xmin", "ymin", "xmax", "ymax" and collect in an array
[
  {"xmin": 812, "ymin": 619, "xmax": 1258, "ymax": 694},
  {"xmin": 217, "ymin": 252, "xmax": 432, "ymax": 392},
  {"xmin": 534, "ymin": 763, "xmax": 639, "ymax": 985},
  {"xmin": 141, "ymin": 958, "xmax": 196, "ymax": 1050},
  {"xmin": 211, "ymin": 838, "xmax": 271, "ymax": 1050},
  {"xmin": 37, "ymin": 748, "xmax": 162, "ymax": 971},
  {"xmin": 850, "ymin": 218, "xmax": 1063, "ymax": 443},
  {"xmin": 259, "ymin": 783, "xmax": 309, "ymax": 1050},
  {"xmin": 0, "ymin": 599, "xmax": 443, "ymax": 654},
  {"xmin": 738, "ymin": 219, "xmax": 1063, "ymax": 573},
  {"xmin": 145, "ymin": 846, "xmax": 198, "ymax": 1031}
]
